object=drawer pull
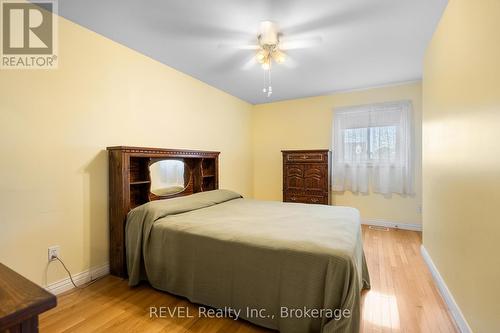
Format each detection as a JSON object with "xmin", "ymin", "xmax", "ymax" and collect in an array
[
  {"xmin": 310, "ymin": 198, "xmax": 319, "ymax": 203},
  {"xmin": 290, "ymin": 197, "xmax": 297, "ymax": 201}
]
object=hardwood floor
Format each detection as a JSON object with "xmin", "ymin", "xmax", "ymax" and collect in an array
[
  {"xmin": 360, "ymin": 226, "xmax": 457, "ymax": 333},
  {"xmin": 39, "ymin": 226, "xmax": 458, "ymax": 332}
]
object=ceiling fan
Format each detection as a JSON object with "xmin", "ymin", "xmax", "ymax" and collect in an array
[{"xmin": 219, "ymin": 21, "xmax": 322, "ymax": 97}]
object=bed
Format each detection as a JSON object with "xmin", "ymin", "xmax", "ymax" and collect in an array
[{"xmin": 126, "ymin": 189, "xmax": 370, "ymax": 333}]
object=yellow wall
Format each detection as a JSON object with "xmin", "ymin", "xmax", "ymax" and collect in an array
[
  {"xmin": 422, "ymin": 0, "xmax": 500, "ymax": 331},
  {"xmin": 253, "ymin": 82, "xmax": 422, "ymax": 224},
  {"xmin": 0, "ymin": 16, "xmax": 253, "ymax": 286}
]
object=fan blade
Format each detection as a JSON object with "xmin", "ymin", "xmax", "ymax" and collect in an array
[
  {"xmin": 280, "ymin": 36, "xmax": 322, "ymax": 50},
  {"xmin": 281, "ymin": 1, "xmax": 385, "ymax": 35},
  {"xmin": 217, "ymin": 43, "xmax": 260, "ymax": 50},
  {"xmin": 241, "ymin": 56, "xmax": 257, "ymax": 70},
  {"xmin": 281, "ymin": 54, "xmax": 298, "ymax": 69}
]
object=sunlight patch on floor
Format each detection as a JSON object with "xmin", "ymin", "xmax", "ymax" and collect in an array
[{"xmin": 363, "ymin": 290, "xmax": 400, "ymax": 329}]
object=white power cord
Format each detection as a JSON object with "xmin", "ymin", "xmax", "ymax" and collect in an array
[{"xmin": 54, "ymin": 257, "xmax": 102, "ymax": 290}]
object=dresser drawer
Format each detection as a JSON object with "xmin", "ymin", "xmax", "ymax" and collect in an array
[
  {"xmin": 285, "ymin": 194, "xmax": 328, "ymax": 205},
  {"xmin": 285, "ymin": 153, "xmax": 325, "ymax": 163}
]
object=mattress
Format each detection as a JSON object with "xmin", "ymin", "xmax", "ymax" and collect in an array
[{"xmin": 126, "ymin": 189, "xmax": 370, "ymax": 333}]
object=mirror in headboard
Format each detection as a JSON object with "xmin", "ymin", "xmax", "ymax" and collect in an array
[{"xmin": 149, "ymin": 159, "xmax": 190, "ymax": 197}]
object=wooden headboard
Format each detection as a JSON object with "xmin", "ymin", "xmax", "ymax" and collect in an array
[{"xmin": 106, "ymin": 146, "xmax": 220, "ymax": 277}]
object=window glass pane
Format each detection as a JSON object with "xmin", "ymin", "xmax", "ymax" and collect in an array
[
  {"xmin": 343, "ymin": 127, "xmax": 369, "ymax": 161},
  {"xmin": 343, "ymin": 126, "xmax": 397, "ymax": 162},
  {"xmin": 369, "ymin": 126, "xmax": 397, "ymax": 161}
]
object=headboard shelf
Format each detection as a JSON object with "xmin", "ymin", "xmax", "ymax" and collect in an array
[
  {"xmin": 130, "ymin": 180, "xmax": 151, "ymax": 185},
  {"xmin": 107, "ymin": 146, "xmax": 220, "ymax": 277},
  {"xmin": 129, "ymin": 156, "xmax": 149, "ymax": 183}
]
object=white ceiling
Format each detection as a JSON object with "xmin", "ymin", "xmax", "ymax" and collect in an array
[{"xmin": 57, "ymin": 0, "xmax": 448, "ymax": 104}]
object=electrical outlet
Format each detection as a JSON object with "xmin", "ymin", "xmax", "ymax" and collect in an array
[
  {"xmin": 48, "ymin": 245, "xmax": 60, "ymax": 262},
  {"xmin": 417, "ymin": 205, "xmax": 423, "ymax": 214}
]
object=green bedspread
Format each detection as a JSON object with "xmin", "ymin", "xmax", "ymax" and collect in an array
[{"xmin": 126, "ymin": 189, "xmax": 370, "ymax": 333}]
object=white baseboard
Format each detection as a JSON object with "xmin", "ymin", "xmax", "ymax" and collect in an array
[
  {"xmin": 420, "ymin": 245, "xmax": 472, "ymax": 333},
  {"xmin": 46, "ymin": 262, "xmax": 109, "ymax": 295},
  {"xmin": 362, "ymin": 218, "xmax": 422, "ymax": 231}
]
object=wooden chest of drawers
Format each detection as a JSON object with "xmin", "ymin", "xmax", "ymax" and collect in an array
[
  {"xmin": 282, "ymin": 150, "xmax": 331, "ymax": 205},
  {"xmin": 0, "ymin": 263, "xmax": 56, "ymax": 332}
]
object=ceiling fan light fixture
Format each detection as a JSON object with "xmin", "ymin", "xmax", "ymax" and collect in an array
[
  {"xmin": 259, "ymin": 21, "xmax": 279, "ymax": 45},
  {"xmin": 225, "ymin": 20, "xmax": 320, "ymax": 96},
  {"xmin": 256, "ymin": 49, "xmax": 267, "ymax": 63},
  {"xmin": 272, "ymin": 50, "xmax": 286, "ymax": 64}
]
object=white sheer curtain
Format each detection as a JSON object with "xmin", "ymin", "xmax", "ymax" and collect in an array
[{"xmin": 332, "ymin": 100, "xmax": 414, "ymax": 195}]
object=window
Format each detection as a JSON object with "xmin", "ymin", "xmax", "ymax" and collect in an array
[
  {"xmin": 332, "ymin": 101, "xmax": 414, "ymax": 195},
  {"xmin": 343, "ymin": 125, "xmax": 398, "ymax": 162}
]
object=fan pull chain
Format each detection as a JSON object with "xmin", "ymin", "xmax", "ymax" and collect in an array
[
  {"xmin": 268, "ymin": 63, "xmax": 272, "ymax": 97},
  {"xmin": 262, "ymin": 61, "xmax": 273, "ymax": 97}
]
